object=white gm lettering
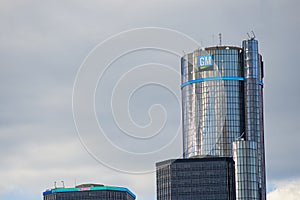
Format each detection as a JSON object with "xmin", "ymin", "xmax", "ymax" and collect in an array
[{"xmin": 198, "ymin": 55, "xmax": 213, "ymax": 67}]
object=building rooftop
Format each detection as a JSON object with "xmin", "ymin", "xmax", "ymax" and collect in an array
[
  {"xmin": 204, "ymin": 45, "xmax": 242, "ymax": 51},
  {"xmin": 43, "ymin": 184, "xmax": 136, "ymax": 199},
  {"xmin": 156, "ymin": 156, "xmax": 234, "ymax": 167}
]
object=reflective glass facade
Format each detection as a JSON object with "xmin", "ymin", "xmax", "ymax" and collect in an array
[
  {"xmin": 233, "ymin": 140, "xmax": 259, "ymax": 200},
  {"xmin": 156, "ymin": 157, "xmax": 235, "ymax": 200},
  {"xmin": 181, "ymin": 46, "xmax": 244, "ymax": 158},
  {"xmin": 242, "ymin": 40, "xmax": 266, "ymax": 200},
  {"xmin": 181, "ymin": 39, "xmax": 266, "ymax": 200}
]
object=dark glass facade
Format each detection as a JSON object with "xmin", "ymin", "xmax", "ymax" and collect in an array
[
  {"xmin": 156, "ymin": 157, "xmax": 235, "ymax": 200},
  {"xmin": 43, "ymin": 184, "xmax": 136, "ymax": 200},
  {"xmin": 180, "ymin": 38, "xmax": 266, "ymax": 200}
]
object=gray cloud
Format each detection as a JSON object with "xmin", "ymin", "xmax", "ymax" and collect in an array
[{"xmin": 0, "ymin": 0, "xmax": 300, "ymax": 200}]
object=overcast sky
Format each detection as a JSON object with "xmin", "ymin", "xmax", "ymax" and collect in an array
[{"xmin": 1, "ymin": 0, "xmax": 300, "ymax": 199}]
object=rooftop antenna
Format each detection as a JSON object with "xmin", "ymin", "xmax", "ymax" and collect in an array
[
  {"xmin": 218, "ymin": 33, "xmax": 222, "ymax": 46},
  {"xmin": 61, "ymin": 181, "xmax": 65, "ymax": 188},
  {"xmin": 247, "ymin": 31, "xmax": 256, "ymax": 40},
  {"xmin": 247, "ymin": 32, "xmax": 251, "ymax": 39},
  {"xmin": 54, "ymin": 181, "xmax": 57, "ymax": 189},
  {"xmin": 251, "ymin": 31, "xmax": 256, "ymax": 39}
]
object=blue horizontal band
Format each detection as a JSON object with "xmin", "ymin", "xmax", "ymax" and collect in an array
[
  {"xmin": 181, "ymin": 76, "xmax": 244, "ymax": 87},
  {"xmin": 181, "ymin": 76, "xmax": 264, "ymax": 88},
  {"xmin": 43, "ymin": 186, "xmax": 136, "ymax": 199}
]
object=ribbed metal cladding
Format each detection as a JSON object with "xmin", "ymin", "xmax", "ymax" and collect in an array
[
  {"xmin": 233, "ymin": 140, "xmax": 259, "ymax": 200},
  {"xmin": 181, "ymin": 47, "xmax": 244, "ymax": 158},
  {"xmin": 242, "ymin": 39, "xmax": 266, "ymax": 200}
]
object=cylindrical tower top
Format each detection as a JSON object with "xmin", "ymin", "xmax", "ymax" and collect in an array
[{"xmin": 181, "ymin": 46, "xmax": 244, "ymax": 158}]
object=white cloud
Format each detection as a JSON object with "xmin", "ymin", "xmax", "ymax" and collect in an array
[{"xmin": 268, "ymin": 181, "xmax": 300, "ymax": 200}]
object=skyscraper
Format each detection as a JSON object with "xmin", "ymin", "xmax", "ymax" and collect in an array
[
  {"xmin": 156, "ymin": 36, "xmax": 266, "ymax": 200},
  {"xmin": 156, "ymin": 157, "xmax": 235, "ymax": 200},
  {"xmin": 181, "ymin": 37, "xmax": 266, "ymax": 199},
  {"xmin": 43, "ymin": 183, "xmax": 136, "ymax": 200}
]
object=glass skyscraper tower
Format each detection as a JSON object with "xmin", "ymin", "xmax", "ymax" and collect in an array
[{"xmin": 181, "ymin": 37, "xmax": 266, "ymax": 199}]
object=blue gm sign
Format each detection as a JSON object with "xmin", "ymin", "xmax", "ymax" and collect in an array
[{"xmin": 198, "ymin": 54, "xmax": 213, "ymax": 70}]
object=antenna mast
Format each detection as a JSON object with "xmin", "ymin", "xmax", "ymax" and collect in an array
[
  {"xmin": 247, "ymin": 31, "xmax": 256, "ymax": 40},
  {"xmin": 218, "ymin": 33, "xmax": 222, "ymax": 46},
  {"xmin": 251, "ymin": 31, "xmax": 256, "ymax": 39}
]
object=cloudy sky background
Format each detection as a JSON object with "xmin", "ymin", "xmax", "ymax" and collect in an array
[{"xmin": 1, "ymin": 0, "xmax": 300, "ymax": 199}]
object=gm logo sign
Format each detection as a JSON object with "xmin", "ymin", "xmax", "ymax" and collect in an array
[{"xmin": 198, "ymin": 54, "xmax": 213, "ymax": 70}]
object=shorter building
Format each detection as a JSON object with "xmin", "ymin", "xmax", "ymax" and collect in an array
[
  {"xmin": 156, "ymin": 157, "xmax": 235, "ymax": 200},
  {"xmin": 43, "ymin": 183, "xmax": 136, "ymax": 200}
]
